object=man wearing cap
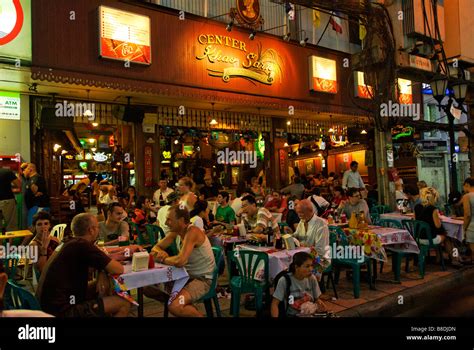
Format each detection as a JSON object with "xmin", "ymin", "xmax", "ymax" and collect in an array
[{"xmin": 157, "ymin": 191, "xmax": 180, "ymax": 235}]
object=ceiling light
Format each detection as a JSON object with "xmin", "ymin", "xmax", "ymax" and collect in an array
[
  {"xmin": 284, "ymin": 142, "xmax": 289, "ymax": 147},
  {"xmin": 53, "ymin": 144, "xmax": 61, "ymax": 152},
  {"xmin": 91, "ymin": 147, "xmax": 97, "ymax": 152},
  {"xmin": 361, "ymin": 129, "xmax": 368, "ymax": 135},
  {"xmin": 88, "ymin": 138, "xmax": 95, "ymax": 144},
  {"xmin": 92, "ymin": 122, "xmax": 99, "ymax": 127},
  {"xmin": 210, "ymin": 119, "xmax": 218, "ymax": 126},
  {"xmin": 61, "ymin": 150, "xmax": 68, "ymax": 155},
  {"xmin": 329, "ymin": 127, "xmax": 334, "ymax": 133},
  {"xmin": 174, "ymin": 139, "xmax": 179, "ymax": 145},
  {"xmin": 249, "ymin": 30, "xmax": 256, "ymax": 40},
  {"xmin": 287, "ymin": 121, "xmax": 291, "ymax": 126}
]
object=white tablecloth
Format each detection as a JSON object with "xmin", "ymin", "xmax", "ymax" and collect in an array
[
  {"xmin": 236, "ymin": 244, "xmax": 310, "ymax": 280},
  {"xmin": 117, "ymin": 263, "xmax": 189, "ymax": 304},
  {"xmin": 380, "ymin": 213, "xmax": 463, "ymax": 241}
]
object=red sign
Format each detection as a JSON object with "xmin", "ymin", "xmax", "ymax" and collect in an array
[
  {"xmin": 144, "ymin": 145, "xmax": 153, "ymax": 187},
  {"xmin": 99, "ymin": 6, "xmax": 151, "ymax": 65},
  {"xmin": 0, "ymin": 0, "xmax": 24, "ymax": 46},
  {"xmin": 279, "ymin": 149, "xmax": 288, "ymax": 184}
]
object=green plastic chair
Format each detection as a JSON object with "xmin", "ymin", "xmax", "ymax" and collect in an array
[
  {"xmin": 229, "ymin": 250, "xmax": 270, "ymax": 318},
  {"xmin": 370, "ymin": 212, "xmax": 380, "ymax": 226},
  {"xmin": 4, "ymin": 280, "xmax": 41, "ymax": 310},
  {"xmin": 198, "ymin": 246, "xmax": 223, "ymax": 317},
  {"xmin": 127, "ymin": 221, "xmax": 140, "ymax": 243},
  {"xmin": 137, "ymin": 224, "xmax": 159, "ymax": 248},
  {"xmin": 331, "ymin": 227, "xmax": 374, "ymax": 298},
  {"xmin": 370, "ymin": 205, "xmax": 390, "ymax": 214},
  {"xmin": 401, "ymin": 219, "xmax": 445, "ymax": 278},
  {"xmin": 320, "ymin": 230, "xmax": 338, "ymax": 299},
  {"xmin": 164, "ymin": 246, "xmax": 222, "ymax": 317},
  {"xmin": 152, "ymin": 225, "xmax": 180, "ymax": 257}
]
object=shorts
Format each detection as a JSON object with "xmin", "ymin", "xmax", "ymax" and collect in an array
[
  {"xmin": 419, "ymin": 235, "xmax": 443, "ymax": 245},
  {"xmin": 183, "ymin": 277, "xmax": 212, "ymax": 303},
  {"xmin": 60, "ymin": 298, "xmax": 105, "ymax": 317}
]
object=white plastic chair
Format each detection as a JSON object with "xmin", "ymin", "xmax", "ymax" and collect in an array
[{"xmin": 50, "ymin": 224, "xmax": 67, "ymax": 242}]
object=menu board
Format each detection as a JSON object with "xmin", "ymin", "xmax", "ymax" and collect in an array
[{"xmin": 99, "ymin": 6, "xmax": 151, "ymax": 65}]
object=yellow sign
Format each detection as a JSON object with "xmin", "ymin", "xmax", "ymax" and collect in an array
[{"xmin": 196, "ymin": 34, "xmax": 282, "ymax": 85}]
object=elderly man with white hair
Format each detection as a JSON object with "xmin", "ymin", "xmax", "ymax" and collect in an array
[{"xmin": 292, "ymin": 199, "xmax": 331, "ymax": 272}]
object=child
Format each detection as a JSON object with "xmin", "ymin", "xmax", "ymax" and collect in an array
[{"xmin": 271, "ymin": 252, "xmax": 326, "ymax": 317}]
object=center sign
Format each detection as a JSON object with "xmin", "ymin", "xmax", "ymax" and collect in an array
[{"xmin": 196, "ymin": 34, "xmax": 282, "ymax": 85}]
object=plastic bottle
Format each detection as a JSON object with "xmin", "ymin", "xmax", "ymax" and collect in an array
[
  {"xmin": 340, "ymin": 212, "xmax": 347, "ymax": 223},
  {"xmin": 349, "ymin": 212, "xmax": 358, "ymax": 229}
]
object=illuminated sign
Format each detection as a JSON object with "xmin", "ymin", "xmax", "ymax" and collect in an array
[
  {"xmin": 0, "ymin": 0, "xmax": 31, "ymax": 61},
  {"xmin": 230, "ymin": 0, "xmax": 264, "ymax": 29},
  {"xmin": 196, "ymin": 34, "xmax": 282, "ymax": 85},
  {"xmin": 398, "ymin": 78, "xmax": 412, "ymax": 104},
  {"xmin": 0, "ymin": 91, "xmax": 20, "ymax": 120},
  {"xmin": 99, "ymin": 6, "xmax": 151, "ymax": 65},
  {"xmin": 409, "ymin": 55, "xmax": 432, "ymax": 72},
  {"xmin": 354, "ymin": 71, "xmax": 373, "ymax": 99},
  {"xmin": 162, "ymin": 151, "xmax": 171, "ymax": 159},
  {"xmin": 392, "ymin": 126, "xmax": 414, "ymax": 140},
  {"xmin": 309, "ymin": 56, "xmax": 337, "ymax": 94},
  {"xmin": 93, "ymin": 152, "xmax": 108, "ymax": 162}
]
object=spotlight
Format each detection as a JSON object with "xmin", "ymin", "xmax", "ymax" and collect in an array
[
  {"xmin": 283, "ymin": 32, "xmax": 291, "ymax": 42},
  {"xmin": 226, "ymin": 20, "xmax": 234, "ymax": 32},
  {"xmin": 284, "ymin": 142, "xmax": 289, "ymax": 147},
  {"xmin": 92, "ymin": 122, "xmax": 99, "ymax": 127},
  {"xmin": 360, "ymin": 129, "xmax": 368, "ymax": 135},
  {"xmin": 300, "ymin": 37, "xmax": 309, "ymax": 47},
  {"xmin": 174, "ymin": 139, "xmax": 179, "ymax": 145},
  {"xmin": 249, "ymin": 30, "xmax": 256, "ymax": 40},
  {"xmin": 287, "ymin": 120, "xmax": 291, "ymax": 126}
]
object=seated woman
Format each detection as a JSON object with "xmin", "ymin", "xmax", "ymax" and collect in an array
[
  {"xmin": 414, "ymin": 187, "xmax": 446, "ymax": 246},
  {"xmin": 132, "ymin": 196, "xmax": 150, "ymax": 230},
  {"xmin": 271, "ymin": 252, "xmax": 326, "ymax": 318},
  {"xmin": 190, "ymin": 200, "xmax": 211, "ymax": 231},
  {"xmin": 330, "ymin": 186, "xmax": 346, "ymax": 209},
  {"xmin": 28, "ymin": 211, "xmax": 60, "ymax": 275}
]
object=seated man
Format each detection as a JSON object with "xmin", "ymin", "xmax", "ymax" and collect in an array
[
  {"xmin": 264, "ymin": 190, "xmax": 288, "ymax": 221},
  {"xmin": 339, "ymin": 188, "xmax": 371, "ymax": 224},
  {"xmin": 292, "ymin": 199, "xmax": 330, "ymax": 271},
  {"xmin": 144, "ymin": 206, "xmax": 215, "ymax": 317},
  {"xmin": 240, "ymin": 195, "xmax": 279, "ymax": 233},
  {"xmin": 36, "ymin": 213, "xmax": 131, "ymax": 317},
  {"xmin": 98, "ymin": 203, "xmax": 130, "ymax": 246},
  {"xmin": 214, "ymin": 191, "xmax": 236, "ymax": 225}
]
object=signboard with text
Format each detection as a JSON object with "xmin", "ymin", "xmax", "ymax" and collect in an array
[
  {"xmin": 99, "ymin": 6, "xmax": 151, "ymax": 65},
  {"xmin": 144, "ymin": 145, "xmax": 153, "ymax": 187},
  {"xmin": 0, "ymin": 91, "xmax": 20, "ymax": 120}
]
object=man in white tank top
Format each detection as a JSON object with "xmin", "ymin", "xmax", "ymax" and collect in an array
[{"xmin": 145, "ymin": 205, "xmax": 215, "ymax": 317}]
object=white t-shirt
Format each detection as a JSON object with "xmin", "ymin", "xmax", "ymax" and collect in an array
[{"xmin": 191, "ymin": 215, "xmax": 204, "ymax": 230}]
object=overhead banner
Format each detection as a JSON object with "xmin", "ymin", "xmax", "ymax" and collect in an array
[
  {"xmin": 0, "ymin": 91, "xmax": 20, "ymax": 120},
  {"xmin": 99, "ymin": 6, "xmax": 151, "ymax": 65},
  {"xmin": 0, "ymin": 0, "xmax": 31, "ymax": 61}
]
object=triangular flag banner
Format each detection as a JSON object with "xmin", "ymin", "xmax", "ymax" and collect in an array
[
  {"xmin": 312, "ymin": 9, "xmax": 321, "ymax": 28},
  {"xmin": 359, "ymin": 20, "xmax": 367, "ymax": 40},
  {"xmin": 329, "ymin": 12, "xmax": 343, "ymax": 34}
]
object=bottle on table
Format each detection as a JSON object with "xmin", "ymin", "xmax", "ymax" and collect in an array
[
  {"xmin": 266, "ymin": 221, "xmax": 274, "ymax": 247},
  {"xmin": 357, "ymin": 210, "xmax": 368, "ymax": 229},
  {"xmin": 274, "ymin": 226, "xmax": 283, "ymax": 249},
  {"xmin": 327, "ymin": 212, "xmax": 334, "ymax": 224},
  {"xmin": 0, "ymin": 210, "xmax": 6, "ymax": 235},
  {"xmin": 340, "ymin": 212, "xmax": 347, "ymax": 224},
  {"xmin": 349, "ymin": 212, "xmax": 358, "ymax": 229}
]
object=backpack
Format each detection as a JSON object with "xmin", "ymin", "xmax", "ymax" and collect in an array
[
  {"xmin": 273, "ymin": 270, "xmax": 292, "ymax": 318},
  {"xmin": 309, "ymin": 196, "xmax": 327, "ymax": 217}
]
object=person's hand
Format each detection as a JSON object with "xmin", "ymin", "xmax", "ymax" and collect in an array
[{"xmin": 155, "ymin": 251, "xmax": 169, "ymax": 263}]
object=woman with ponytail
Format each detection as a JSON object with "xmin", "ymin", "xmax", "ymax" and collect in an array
[{"xmin": 271, "ymin": 252, "xmax": 325, "ymax": 317}]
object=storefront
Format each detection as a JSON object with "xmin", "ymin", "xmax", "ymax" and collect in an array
[{"xmin": 30, "ymin": 0, "xmax": 368, "ymax": 195}]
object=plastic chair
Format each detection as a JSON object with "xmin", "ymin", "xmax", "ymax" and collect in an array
[
  {"xmin": 137, "ymin": 224, "xmax": 160, "ymax": 248},
  {"xmin": 50, "ymin": 224, "xmax": 67, "ymax": 242},
  {"xmin": 320, "ymin": 230, "xmax": 338, "ymax": 299},
  {"xmin": 4, "ymin": 280, "xmax": 41, "ymax": 310},
  {"xmin": 331, "ymin": 227, "xmax": 374, "ymax": 298},
  {"xmin": 229, "ymin": 250, "xmax": 270, "ymax": 317},
  {"xmin": 370, "ymin": 212, "xmax": 380, "ymax": 226},
  {"xmin": 370, "ymin": 205, "xmax": 390, "ymax": 214},
  {"xmin": 401, "ymin": 219, "xmax": 445, "ymax": 278},
  {"xmin": 198, "ymin": 246, "xmax": 223, "ymax": 317},
  {"xmin": 164, "ymin": 246, "xmax": 222, "ymax": 317}
]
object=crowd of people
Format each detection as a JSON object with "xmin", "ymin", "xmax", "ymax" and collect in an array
[{"xmin": 3, "ymin": 158, "xmax": 474, "ymax": 318}]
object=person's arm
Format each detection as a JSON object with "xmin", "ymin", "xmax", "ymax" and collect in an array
[
  {"xmin": 270, "ymin": 298, "xmax": 280, "ymax": 318},
  {"xmin": 463, "ymin": 195, "xmax": 471, "ymax": 232},
  {"xmin": 342, "ymin": 171, "xmax": 348, "ymax": 190},
  {"xmin": 432, "ymin": 209, "xmax": 442, "ymax": 229},
  {"xmin": 163, "ymin": 229, "xmax": 200, "ymax": 267},
  {"xmin": 358, "ymin": 174, "xmax": 365, "ymax": 189},
  {"xmin": 104, "ymin": 259, "xmax": 124, "ymax": 275},
  {"xmin": 150, "ymin": 231, "xmax": 178, "ymax": 260}
]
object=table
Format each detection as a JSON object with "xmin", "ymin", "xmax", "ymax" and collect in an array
[
  {"xmin": 235, "ymin": 244, "xmax": 310, "ymax": 280},
  {"xmin": 114, "ymin": 262, "xmax": 189, "ymax": 317},
  {"xmin": 380, "ymin": 213, "xmax": 464, "ymax": 241},
  {"xmin": 0, "ymin": 230, "xmax": 33, "ymax": 241}
]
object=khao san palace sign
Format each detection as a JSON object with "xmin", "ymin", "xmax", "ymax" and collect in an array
[{"xmin": 196, "ymin": 34, "xmax": 282, "ymax": 85}]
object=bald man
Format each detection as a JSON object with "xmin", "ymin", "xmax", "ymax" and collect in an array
[
  {"xmin": 24, "ymin": 163, "xmax": 50, "ymax": 226},
  {"xmin": 292, "ymin": 199, "xmax": 330, "ymax": 272}
]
